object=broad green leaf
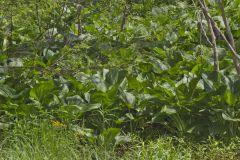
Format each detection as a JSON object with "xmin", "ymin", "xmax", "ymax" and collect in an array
[
  {"xmin": 0, "ymin": 122, "xmax": 10, "ymax": 129},
  {"xmin": 30, "ymin": 80, "xmax": 55, "ymax": 102},
  {"xmin": 224, "ymin": 90, "xmax": 235, "ymax": 106},
  {"xmin": 59, "ymin": 103, "xmax": 101, "ymax": 119},
  {"xmin": 115, "ymin": 135, "xmax": 131, "ymax": 146},
  {"xmin": 101, "ymin": 128, "xmax": 121, "ymax": 146},
  {"xmin": 222, "ymin": 113, "xmax": 240, "ymax": 122},
  {"xmin": 120, "ymin": 90, "xmax": 136, "ymax": 107},
  {"xmin": 0, "ymin": 85, "xmax": 15, "ymax": 98},
  {"xmin": 202, "ymin": 73, "xmax": 214, "ymax": 91},
  {"xmin": 66, "ymin": 95, "xmax": 85, "ymax": 105},
  {"xmin": 161, "ymin": 106, "xmax": 177, "ymax": 115},
  {"xmin": 105, "ymin": 68, "xmax": 119, "ymax": 87}
]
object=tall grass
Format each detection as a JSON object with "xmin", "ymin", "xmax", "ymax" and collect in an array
[
  {"xmin": 0, "ymin": 119, "xmax": 122, "ymax": 160},
  {"xmin": 0, "ymin": 119, "xmax": 239, "ymax": 160}
]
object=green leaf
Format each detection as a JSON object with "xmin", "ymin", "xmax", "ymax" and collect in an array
[
  {"xmin": 222, "ymin": 113, "xmax": 240, "ymax": 122},
  {"xmin": 161, "ymin": 106, "xmax": 177, "ymax": 115},
  {"xmin": 0, "ymin": 85, "xmax": 15, "ymax": 98},
  {"xmin": 92, "ymin": 72, "xmax": 107, "ymax": 92},
  {"xmin": 0, "ymin": 122, "xmax": 10, "ymax": 129},
  {"xmin": 105, "ymin": 68, "xmax": 119, "ymax": 87},
  {"xmin": 66, "ymin": 95, "xmax": 85, "ymax": 105},
  {"xmin": 79, "ymin": 103, "xmax": 101, "ymax": 112},
  {"xmin": 120, "ymin": 90, "xmax": 136, "ymax": 107},
  {"xmin": 224, "ymin": 90, "xmax": 235, "ymax": 106},
  {"xmin": 30, "ymin": 80, "xmax": 55, "ymax": 102},
  {"xmin": 153, "ymin": 47, "xmax": 166, "ymax": 59},
  {"xmin": 202, "ymin": 73, "xmax": 214, "ymax": 91},
  {"xmin": 138, "ymin": 62, "xmax": 153, "ymax": 73},
  {"xmin": 59, "ymin": 103, "xmax": 101, "ymax": 120},
  {"xmin": 115, "ymin": 135, "xmax": 131, "ymax": 146},
  {"xmin": 101, "ymin": 128, "xmax": 121, "ymax": 146},
  {"xmin": 127, "ymin": 76, "xmax": 143, "ymax": 91}
]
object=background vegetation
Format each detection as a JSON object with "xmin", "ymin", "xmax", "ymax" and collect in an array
[{"xmin": 0, "ymin": 0, "xmax": 240, "ymax": 159}]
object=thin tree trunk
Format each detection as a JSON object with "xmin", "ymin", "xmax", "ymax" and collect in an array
[
  {"xmin": 199, "ymin": 0, "xmax": 219, "ymax": 72},
  {"xmin": 120, "ymin": 5, "xmax": 128, "ymax": 32},
  {"xmin": 116, "ymin": 0, "xmax": 132, "ymax": 43},
  {"xmin": 77, "ymin": 3, "xmax": 82, "ymax": 36},
  {"xmin": 9, "ymin": 5, "xmax": 13, "ymax": 48},
  {"xmin": 218, "ymin": 0, "xmax": 240, "ymax": 74},
  {"xmin": 35, "ymin": 0, "xmax": 41, "ymax": 35},
  {"xmin": 199, "ymin": 0, "xmax": 240, "ymax": 74},
  {"xmin": 209, "ymin": 21, "xmax": 219, "ymax": 72}
]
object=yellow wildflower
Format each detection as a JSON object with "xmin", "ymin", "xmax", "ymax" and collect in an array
[{"xmin": 51, "ymin": 120, "xmax": 67, "ymax": 128}]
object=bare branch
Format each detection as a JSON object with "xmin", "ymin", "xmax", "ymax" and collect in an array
[
  {"xmin": 208, "ymin": 21, "xmax": 219, "ymax": 72},
  {"xmin": 199, "ymin": 0, "xmax": 219, "ymax": 71},
  {"xmin": 77, "ymin": 0, "xmax": 82, "ymax": 36},
  {"xmin": 199, "ymin": 18, "xmax": 213, "ymax": 47},
  {"xmin": 218, "ymin": 0, "xmax": 240, "ymax": 74},
  {"xmin": 199, "ymin": 0, "xmax": 240, "ymax": 74}
]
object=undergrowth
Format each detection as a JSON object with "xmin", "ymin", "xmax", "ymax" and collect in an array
[{"xmin": 0, "ymin": 119, "xmax": 239, "ymax": 160}]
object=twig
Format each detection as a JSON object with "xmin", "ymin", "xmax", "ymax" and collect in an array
[{"xmin": 199, "ymin": 18, "xmax": 213, "ymax": 47}]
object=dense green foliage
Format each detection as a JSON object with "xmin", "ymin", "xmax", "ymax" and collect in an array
[{"xmin": 1, "ymin": 0, "xmax": 240, "ymax": 157}]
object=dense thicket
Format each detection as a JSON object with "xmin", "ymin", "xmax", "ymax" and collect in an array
[{"xmin": 1, "ymin": 0, "xmax": 240, "ymax": 141}]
